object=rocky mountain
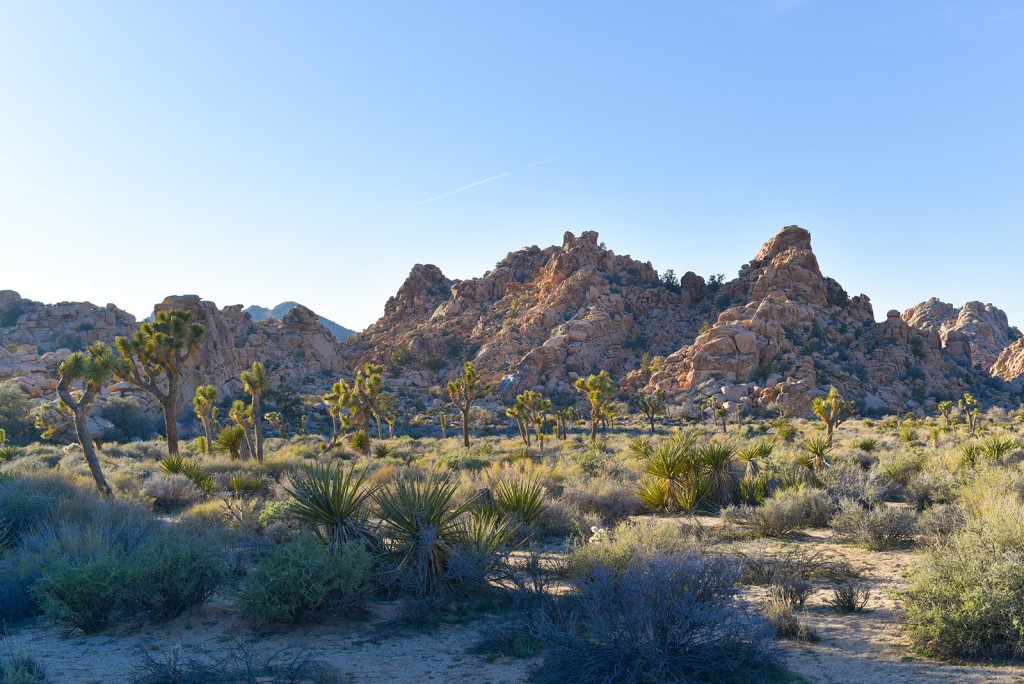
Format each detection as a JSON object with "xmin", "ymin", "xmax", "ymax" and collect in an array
[
  {"xmin": 347, "ymin": 226, "xmax": 1023, "ymax": 413},
  {"xmin": 2, "ymin": 225, "xmax": 1021, "ymax": 423},
  {"xmin": 902, "ymin": 298, "xmax": 1021, "ymax": 372},
  {"xmin": 244, "ymin": 302, "xmax": 354, "ymax": 341},
  {"xmin": 344, "ymin": 230, "xmax": 718, "ymax": 396},
  {"xmin": 0, "ymin": 292, "xmax": 345, "ymax": 406}
]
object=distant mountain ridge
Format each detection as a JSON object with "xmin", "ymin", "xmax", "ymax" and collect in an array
[{"xmin": 244, "ymin": 302, "xmax": 354, "ymax": 341}]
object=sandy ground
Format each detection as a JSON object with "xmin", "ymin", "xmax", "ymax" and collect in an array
[{"xmin": 8, "ymin": 528, "xmax": 1024, "ymax": 683}]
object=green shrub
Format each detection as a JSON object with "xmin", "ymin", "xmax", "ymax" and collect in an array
[
  {"xmin": 904, "ymin": 526, "xmax": 1024, "ymax": 660},
  {"xmin": 122, "ymin": 534, "xmax": 227, "ymax": 620},
  {"xmin": 0, "ymin": 653, "xmax": 47, "ymax": 684},
  {"xmin": 36, "ymin": 554, "xmax": 126, "ymax": 633},
  {"xmin": 239, "ymin": 536, "xmax": 372, "ymax": 625},
  {"xmin": 830, "ymin": 499, "xmax": 916, "ymax": 550},
  {"xmin": 723, "ymin": 487, "xmax": 834, "ymax": 537}
]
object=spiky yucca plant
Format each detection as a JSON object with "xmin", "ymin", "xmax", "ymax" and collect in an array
[
  {"xmin": 284, "ymin": 462, "xmax": 378, "ymax": 555},
  {"xmin": 800, "ymin": 435, "xmax": 833, "ymax": 470},
  {"xmin": 698, "ymin": 441, "xmax": 738, "ymax": 508},
  {"xmin": 488, "ymin": 478, "xmax": 546, "ymax": 526},
  {"xmin": 374, "ymin": 475, "xmax": 474, "ymax": 595},
  {"xmin": 981, "ymin": 435, "xmax": 1019, "ymax": 464}
]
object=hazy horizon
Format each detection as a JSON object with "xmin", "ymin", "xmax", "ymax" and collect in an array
[{"xmin": 2, "ymin": 2, "xmax": 1021, "ymax": 330}]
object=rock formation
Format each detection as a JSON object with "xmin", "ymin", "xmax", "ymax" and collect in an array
[
  {"xmin": 0, "ymin": 292, "xmax": 345, "ymax": 409},
  {"xmin": 345, "ymin": 230, "xmax": 716, "ymax": 398},
  {"xmin": 902, "ymin": 298, "xmax": 1021, "ymax": 372}
]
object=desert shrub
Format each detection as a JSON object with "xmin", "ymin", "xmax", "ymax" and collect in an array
[
  {"xmin": 828, "ymin": 582, "xmax": 871, "ymax": 613},
  {"xmin": 851, "ymin": 437, "xmax": 880, "ymax": 453},
  {"xmin": 830, "ymin": 499, "xmax": 916, "ymax": 550},
  {"xmin": 0, "ymin": 492, "xmax": 153, "ymax": 622},
  {"xmin": 160, "ymin": 457, "xmax": 215, "ymax": 494},
  {"xmin": 769, "ymin": 571, "xmax": 813, "ymax": 608},
  {"xmin": 98, "ymin": 396, "xmax": 160, "ymax": 442},
  {"xmin": 130, "ymin": 643, "xmax": 330, "ymax": 684},
  {"xmin": 36, "ymin": 554, "xmax": 126, "ymax": 633},
  {"xmin": 565, "ymin": 519, "xmax": 711, "ymax": 578},
  {"xmin": 735, "ymin": 472, "xmax": 772, "ymax": 505},
  {"xmin": 874, "ymin": 451, "xmax": 925, "ymax": 493},
  {"xmin": 239, "ymin": 535, "xmax": 372, "ymax": 625},
  {"xmin": 144, "ymin": 474, "xmax": 202, "ymax": 512},
  {"xmin": 0, "ymin": 473, "xmax": 83, "ymax": 540},
  {"xmin": 904, "ymin": 529, "xmax": 1024, "ymax": 660},
  {"xmin": 435, "ymin": 449, "xmax": 489, "ymax": 470},
  {"xmin": 228, "ymin": 472, "xmax": 268, "ymax": 497},
  {"xmin": 903, "ymin": 468, "xmax": 955, "ymax": 510},
  {"xmin": 724, "ymin": 487, "xmax": 834, "ymax": 537},
  {"xmin": 739, "ymin": 545, "xmax": 856, "ymax": 586},
  {"xmin": 0, "ymin": 381, "xmax": 33, "ymax": 443},
  {"xmin": 762, "ymin": 591, "xmax": 818, "ymax": 642},
  {"xmin": 121, "ymin": 534, "xmax": 227, "ymax": 620},
  {"xmin": 533, "ymin": 553, "xmax": 785, "ymax": 684},
  {"xmin": 0, "ymin": 653, "xmax": 46, "ymax": 684},
  {"xmin": 819, "ymin": 461, "xmax": 882, "ymax": 505},
  {"xmin": 916, "ymin": 503, "xmax": 966, "ymax": 544},
  {"xmin": 558, "ymin": 479, "xmax": 640, "ymax": 524}
]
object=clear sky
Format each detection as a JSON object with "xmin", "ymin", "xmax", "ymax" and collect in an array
[{"xmin": 1, "ymin": 1, "xmax": 1021, "ymax": 332}]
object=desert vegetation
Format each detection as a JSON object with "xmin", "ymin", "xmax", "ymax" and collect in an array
[{"xmin": 3, "ymin": 345, "xmax": 1024, "ymax": 682}]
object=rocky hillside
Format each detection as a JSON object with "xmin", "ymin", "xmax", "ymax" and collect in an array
[
  {"xmin": 245, "ymin": 302, "xmax": 354, "ymax": 341},
  {"xmin": 347, "ymin": 226, "xmax": 1023, "ymax": 413},
  {"xmin": 0, "ymin": 292, "xmax": 344, "ymax": 405},
  {"xmin": 344, "ymin": 230, "xmax": 719, "ymax": 397}
]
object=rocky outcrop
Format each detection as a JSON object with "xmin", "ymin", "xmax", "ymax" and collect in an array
[
  {"xmin": 643, "ymin": 227, "xmax": 1000, "ymax": 414},
  {"xmin": 0, "ymin": 292, "xmax": 344, "ymax": 408},
  {"xmin": 902, "ymin": 298, "xmax": 1020, "ymax": 372},
  {"xmin": 993, "ymin": 338, "xmax": 1024, "ymax": 383},
  {"xmin": 346, "ymin": 230, "xmax": 715, "ymax": 398}
]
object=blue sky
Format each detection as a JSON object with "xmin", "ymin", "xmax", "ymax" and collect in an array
[{"xmin": 1, "ymin": 1, "xmax": 1021, "ymax": 331}]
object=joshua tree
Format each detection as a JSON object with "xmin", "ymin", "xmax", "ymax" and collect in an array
[
  {"xmin": 633, "ymin": 389, "xmax": 666, "ymax": 434},
  {"xmin": 811, "ymin": 387, "xmax": 855, "ymax": 445},
  {"xmin": 114, "ymin": 309, "xmax": 205, "ymax": 455},
  {"xmin": 56, "ymin": 342, "xmax": 118, "ymax": 497},
  {"xmin": 229, "ymin": 399, "xmax": 255, "ymax": 459},
  {"xmin": 937, "ymin": 400, "xmax": 954, "ymax": 429},
  {"xmin": 959, "ymin": 392, "xmax": 980, "ymax": 435},
  {"xmin": 514, "ymin": 390, "xmax": 552, "ymax": 450},
  {"xmin": 240, "ymin": 361, "xmax": 270, "ymax": 463},
  {"xmin": 377, "ymin": 392, "xmax": 399, "ymax": 439},
  {"xmin": 264, "ymin": 411, "xmax": 286, "ymax": 437},
  {"xmin": 574, "ymin": 371, "xmax": 616, "ymax": 441},
  {"xmin": 554, "ymin": 406, "xmax": 578, "ymax": 440},
  {"xmin": 447, "ymin": 361, "xmax": 489, "ymax": 448},
  {"xmin": 506, "ymin": 403, "xmax": 530, "ymax": 446},
  {"xmin": 193, "ymin": 385, "xmax": 218, "ymax": 454}
]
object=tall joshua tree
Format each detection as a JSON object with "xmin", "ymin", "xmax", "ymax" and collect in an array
[
  {"xmin": 811, "ymin": 387, "xmax": 855, "ymax": 446},
  {"xmin": 193, "ymin": 385, "xmax": 218, "ymax": 454},
  {"xmin": 447, "ymin": 361, "xmax": 488, "ymax": 448},
  {"xmin": 240, "ymin": 361, "xmax": 269, "ymax": 463},
  {"xmin": 574, "ymin": 371, "xmax": 616, "ymax": 441},
  {"xmin": 115, "ymin": 309, "xmax": 205, "ymax": 455},
  {"xmin": 56, "ymin": 342, "xmax": 119, "ymax": 497}
]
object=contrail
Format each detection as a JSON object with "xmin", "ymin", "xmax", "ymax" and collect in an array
[
  {"xmin": 976, "ymin": 7, "xmax": 1024, "ymax": 26},
  {"xmin": 414, "ymin": 172, "xmax": 510, "ymax": 206},
  {"xmin": 522, "ymin": 157, "xmax": 558, "ymax": 169}
]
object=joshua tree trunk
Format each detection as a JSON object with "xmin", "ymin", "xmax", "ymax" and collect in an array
[
  {"xmin": 252, "ymin": 393, "xmax": 264, "ymax": 463},
  {"xmin": 461, "ymin": 408, "xmax": 470, "ymax": 448},
  {"xmin": 201, "ymin": 417, "xmax": 213, "ymax": 454},
  {"xmin": 69, "ymin": 404, "xmax": 112, "ymax": 497},
  {"xmin": 161, "ymin": 395, "xmax": 180, "ymax": 455}
]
